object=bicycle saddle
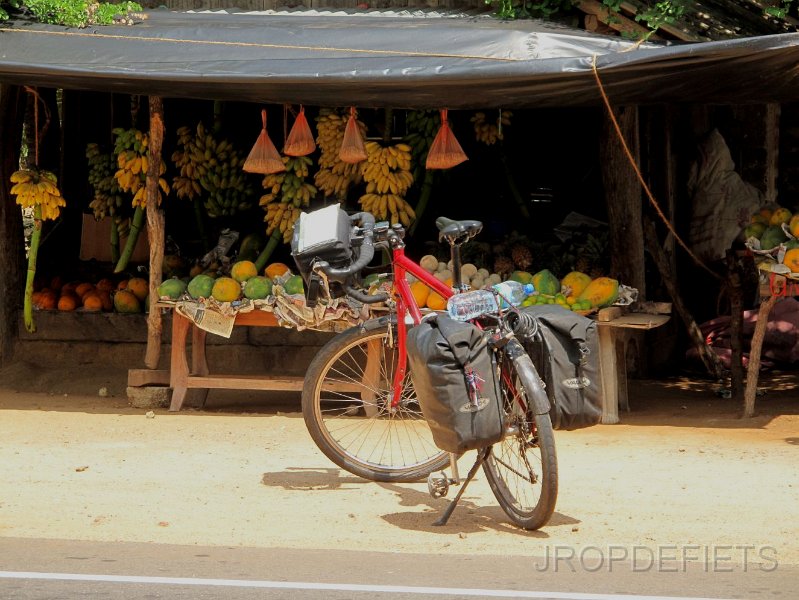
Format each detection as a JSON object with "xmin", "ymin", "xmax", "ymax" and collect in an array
[{"xmin": 435, "ymin": 217, "xmax": 483, "ymax": 244}]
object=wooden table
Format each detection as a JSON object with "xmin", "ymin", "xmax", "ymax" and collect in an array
[
  {"xmin": 595, "ymin": 310, "xmax": 671, "ymax": 424},
  {"xmin": 128, "ymin": 306, "xmax": 369, "ymax": 412}
]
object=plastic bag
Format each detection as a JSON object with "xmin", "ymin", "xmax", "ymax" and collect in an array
[
  {"xmin": 283, "ymin": 106, "xmax": 316, "ymax": 157},
  {"xmin": 426, "ymin": 109, "xmax": 468, "ymax": 170},
  {"xmin": 339, "ymin": 107, "xmax": 367, "ymax": 164},
  {"xmin": 243, "ymin": 109, "xmax": 285, "ymax": 174}
]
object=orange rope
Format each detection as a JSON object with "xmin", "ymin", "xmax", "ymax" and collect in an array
[{"xmin": 590, "ymin": 55, "xmax": 722, "ymax": 281}]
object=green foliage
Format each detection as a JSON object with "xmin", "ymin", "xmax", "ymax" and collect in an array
[
  {"xmin": 0, "ymin": 0, "xmax": 141, "ymax": 25},
  {"xmin": 634, "ymin": 0, "xmax": 686, "ymax": 33}
]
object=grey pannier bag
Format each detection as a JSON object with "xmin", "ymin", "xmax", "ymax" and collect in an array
[{"xmin": 406, "ymin": 314, "xmax": 504, "ymax": 454}]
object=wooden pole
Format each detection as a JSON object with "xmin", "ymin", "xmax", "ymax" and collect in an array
[
  {"xmin": 743, "ymin": 294, "xmax": 778, "ymax": 418},
  {"xmin": 725, "ymin": 250, "xmax": 744, "ymax": 403},
  {"xmin": 643, "ymin": 218, "xmax": 724, "ymax": 380},
  {"xmin": 144, "ymin": 96, "xmax": 165, "ymax": 370}
]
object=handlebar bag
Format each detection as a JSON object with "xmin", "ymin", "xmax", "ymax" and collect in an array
[
  {"xmin": 291, "ymin": 204, "xmax": 354, "ymax": 284},
  {"xmin": 406, "ymin": 314, "xmax": 504, "ymax": 454},
  {"xmin": 517, "ymin": 305, "xmax": 602, "ymax": 430}
]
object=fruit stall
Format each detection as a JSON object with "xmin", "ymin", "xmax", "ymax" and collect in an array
[{"xmin": 3, "ymin": 9, "xmax": 799, "ymax": 415}]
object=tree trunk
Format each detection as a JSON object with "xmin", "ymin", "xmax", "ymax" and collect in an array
[
  {"xmin": 145, "ymin": 97, "xmax": 165, "ymax": 370},
  {"xmin": 0, "ymin": 85, "xmax": 27, "ymax": 367},
  {"xmin": 599, "ymin": 105, "xmax": 646, "ymax": 299}
]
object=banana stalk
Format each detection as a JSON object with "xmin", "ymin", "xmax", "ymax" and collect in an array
[
  {"xmin": 193, "ymin": 197, "xmax": 210, "ymax": 252},
  {"xmin": 110, "ymin": 219, "xmax": 120, "ymax": 265},
  {"xmin": 23, "ymin": 206, "xmax": 43, "ymax": 334},
  {"xmin": 254, "ymin": 229, "xmax": 283, "ymax": 273},
  {"xmin": 114, "ymin": 205, "xmax": 145, "ymax": 273}
]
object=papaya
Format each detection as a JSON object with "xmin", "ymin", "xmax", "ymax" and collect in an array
[
  {"xmin": 127, "ymin": 277, "xmax": 149, "ymax": 301},
  {"xmin": 231, "ymin": 260, "xmax": 258, "ymax": 283},
  {"xmin": 410, "ymin": 281, "xmax": 430, "ymax": 307},
  {"xmin": 577, "ymin": 277, "xmax": 619, "ymax": 308},
  {"xmin": 509, "ymin": 271, "xmax": 533, "ymax": 285},
  {"xmin": 783, "ymin": 248, "xmax": 799, "ymax": 273},
  {"xmin": 561, "ymin": 271, "xmax": 592, "ymax": 297},
  {"xmin": 284, "ymin": 275, "xmax": 305, "ymax": 296},
  {"xmin": 243, "ymin": 276, "xmax": 273, "ymax": 300},
  {"xmin": 770, "ymin": 207, "xmax": 793, "ymax": 226},
  {"xmin": 759, "ymin": 225, "xmax": 788, "ymax": 250},
  {"xmin": 743, "ymin": 223, "xmax": 766, "ymax": 240},
  {"xmin": 531, "ymin": 269, "xmax": 560, "ymax": 296},
  {"xmin": 211, "ymin": 277, "xmax": 241, "ymax": 303},
  {"xmin": 790, "ymin": 214, "xmax": 799, "ymax": 239},
  {"xmin": 113, "ymin": 290, "xmax": 142, "ymax": 313},
  {"xmin": 187, "ymin": 274, "xmax": 215, "ymax": 299},
  {"xmin": 157, "ymin": 278, "xmax": 188, "ymax": 300}
]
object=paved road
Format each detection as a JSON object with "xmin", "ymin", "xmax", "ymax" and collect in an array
[{"xmin": 0, "ymin": 538, "xmax": 794, "ymax": 599}]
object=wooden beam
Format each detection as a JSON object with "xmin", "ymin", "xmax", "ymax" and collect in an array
[
  {"xmin": 577, "ymin": 0, "xmax": 662, "ymax": 40},
  {"xmin": 618, "ymin": 1, "xmax": 704, "ymax": 41}
]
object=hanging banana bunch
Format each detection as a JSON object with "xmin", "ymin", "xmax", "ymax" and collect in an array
[
  {"xmin": 314, "ymin": 108, "xmax": 365, "ymax": 199},
  {"xmin": 113, "ymin": 127, "xmax": 169, "ymax": 207},
  {"xmin": 10, "ymin": 167, "xmax": 65, "ymax": 333},
  {"xmin": 401, "ymin": 110, "xmax": 442, "ymax": 235},
  {"xmin": 260, "ymin": 155, "xmax": 316, "ymax": 244},
  {"xmin": 471, "ymin": 110, "xmax": 512, "ymax": 146},
  {"xmin": 358, "ymin": 141, "xmax": 415, "ymax": 226},
  {"xmin": 10, "ymin": 168, "xmax": 65, "ymax": 221},
  {"xmin": 171, "ymin": 122, "xmax": 251, "ymax": 218},
  {"xmin": 170, "ymin": 125, "xmax": 205, "ymax": 201},
  {"xmin": 86, "ymin": 143, "xmax": 131, "ymax": 264}
]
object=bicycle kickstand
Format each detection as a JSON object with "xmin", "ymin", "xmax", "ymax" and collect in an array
[{"xmin": 433, "ymin": 447, "xmax": 491, "ymax": 527}]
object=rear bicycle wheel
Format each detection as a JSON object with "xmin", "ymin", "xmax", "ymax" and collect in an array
[
  {"xmin": 482, "ymin": 340, "xmax": 558, "ymax": 530},
  {"xmin": 302, "ymin": 322, "xmax": 449, "ymax": 482}
]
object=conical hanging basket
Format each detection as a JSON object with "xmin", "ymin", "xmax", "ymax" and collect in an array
[
  {"xmin": 339, "ymin": 107, "xmax": 367, "ymax": 164},
  {"xmin": 243, "ymin": 109, "xmax": 285, "ymax": 174},
  {"xmin": 283, "ymin": 106, "xmax": 316, "ymax": 157},
  {"xmin": 426, "ymin": 109, "xmax": 468, "ymax": 170}
]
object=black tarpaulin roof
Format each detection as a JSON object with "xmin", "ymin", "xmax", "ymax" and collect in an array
[{"xmin": 1, "ymin": 9, "xmax": 799, "ymax": 108}]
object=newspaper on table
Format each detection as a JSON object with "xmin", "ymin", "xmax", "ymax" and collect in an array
[{"xmin": 175, "ymin": 300, "xmax": 236, "ymax": 338}]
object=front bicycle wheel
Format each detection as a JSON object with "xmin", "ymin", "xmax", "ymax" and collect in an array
[
  {"xmin": 302, "ymin": 323, "xmax": 449, "ymax": 482},
  {"xmin": 482, "ymin": 340, "xmax": 558, "ymax": 530}
]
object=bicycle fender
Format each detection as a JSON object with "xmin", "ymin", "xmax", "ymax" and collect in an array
[{"xmin": 506, "ymin": 338, "xmax": 551, "ymax": 416}]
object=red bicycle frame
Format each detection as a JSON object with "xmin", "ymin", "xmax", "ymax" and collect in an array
[{"xmin": 388, "ymin": 246, "xmax": 454, "ymax": 410}]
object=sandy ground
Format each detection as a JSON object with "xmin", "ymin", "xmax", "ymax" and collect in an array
[{"xmin": 0, "ymin": 365, "xmax": 797, "ymax": 567}]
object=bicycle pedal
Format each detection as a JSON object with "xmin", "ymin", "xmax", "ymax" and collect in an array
[{"xmin": 427, "ymin": 471, "xmax": 450, "ymax": 499}]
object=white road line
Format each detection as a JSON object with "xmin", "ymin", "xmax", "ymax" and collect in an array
[{"xmin": 0, "ymin": 571, "xmax": 736, "ymax": 600}]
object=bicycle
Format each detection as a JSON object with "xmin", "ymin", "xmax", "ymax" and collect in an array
[{"xmin": 297, "ymin": 209, "xmax": 558, "ymax": 530}]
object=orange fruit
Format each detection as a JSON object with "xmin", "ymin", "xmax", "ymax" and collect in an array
[
  {"xmin": 58, "ymin": 293, "xmax": 78, "ymax": 311},
  {"xmin": 96, "ymin": 278, "xmax": 116, "ymax": 293},
  {"xmin": 49, "ymin": 276, "xmax": 64, "ymax": 292},
  {"xmin": 61, "ymin": 282, "xmax": 78, "ymax": 296},
  {"xmin": 231, "ymin": 260, "xmax": 258, "ymax": 283},
  {"xmin": 127, "ymin": 277, "xmax": 149, "ymax": 301},
  {"xmin": 75, "ymin": 282, "xmax": 95, "ymax": 299},
  {"xmin": 82, "ymin": 293, "xmax": 103, "ymax": 312},
  {"xmin": 37, "ymin": 290, "xmax": 57, "ymax": 310},
  {"xmin": 410, "ymin": 281, "xmax": 430, "ymax": 307},
  {"xmin": 264, "ymin": 262, "xmax": 291, "ymax": 280},
  {"xmin": 98, "ymin": 290, "xmax": 113, "ymax": 311},
  {"xmin": 426, "ymin": 291, "xmax": 447, "ymax": 311},
  {"xmin": 117, "ymin": 279, "xmax": 128, "ymax": 291}
]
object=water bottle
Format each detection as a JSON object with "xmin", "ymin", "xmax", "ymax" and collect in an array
[{"xmin": 446, "ymin": 281, "xmax": 534, "ymax": 321}]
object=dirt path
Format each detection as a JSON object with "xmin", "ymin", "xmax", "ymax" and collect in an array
[{"xmin": 0, "ymin": 374, "xmax": 797, "ymax": 567}]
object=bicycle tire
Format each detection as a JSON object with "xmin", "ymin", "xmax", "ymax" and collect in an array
[
  {"xmin": 302, "ymin": 322, "xmax": 449, "ymax": 482},
  {"xmin": 482, "ymin": 339, "xmax": 558, "ymax": 530}
]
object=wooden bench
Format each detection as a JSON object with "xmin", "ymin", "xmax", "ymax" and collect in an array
[{"xmin": 595, "ymin": 305, "xmax": 671, "ymax": 424}]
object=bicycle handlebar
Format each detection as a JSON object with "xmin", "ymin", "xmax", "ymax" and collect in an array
[{"xmin": 313, "ymin": 212, "xmax": 376, "ymax": 283}]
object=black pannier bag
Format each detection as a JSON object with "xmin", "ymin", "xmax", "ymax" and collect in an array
[
  {"xmin": 406, "ymin": 314, "xmax": 505, "ymax": 454},
  {"xmin": 516, "ymin": 305, "xmax": 603, "ymax": 430},
  {"xmin": 291, "ymin": 203, "xmax": 355, "ymax": 301}
]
